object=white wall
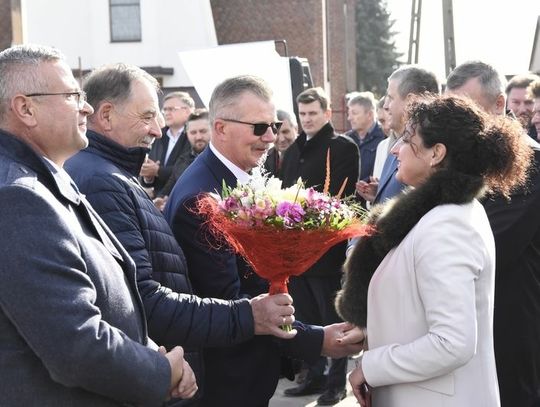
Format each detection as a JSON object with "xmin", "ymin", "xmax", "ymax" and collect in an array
[{"xmin": 20, "ymin": 0, "xmax": 217, "ymax": 87}]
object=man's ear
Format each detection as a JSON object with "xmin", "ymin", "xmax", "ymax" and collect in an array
[
  {"xmin": 495, "ymin": 93, "xmax": 506, "ymax": 115},
  {"xmin": 213, "ymin": 119, "xmax": 226, "ymax": 141},
  {"xmin": 11, "ymin": 95, "xmax": 38, "ymax": 127},
  {"xmin": 95, "ymin": 102, "xmax": 114, "ymax": 131},
  {"xmin": 324, "ymin": 108, "xmax": 332, "ymax": 121},
  {"xmin": 405, "ymin": 93, "xmax": 416, "ymax": 103}
]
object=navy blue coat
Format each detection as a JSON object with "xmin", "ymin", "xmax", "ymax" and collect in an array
[
  {"xmin": 164, "ymin": 147, "xmax": 324, "ymax": 406},
  {"xmin": 66, "ymin": 131, "xmax": 255, "ymax": 403},
  {"xmin": 345, "ymin": 122, "xmax": 385, "ymax": 181},
  {"xmin": 0, "ymin": 130, "xmax": 170, "ymax": 406}
]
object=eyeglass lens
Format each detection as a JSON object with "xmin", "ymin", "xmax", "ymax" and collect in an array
[
  {"xmin": 77, "ymin": 92, "xmax": 87, "ymax": 109},
  {"xmin": 253, "ymin": 121, "xmax": 283, "ymax": 136}
]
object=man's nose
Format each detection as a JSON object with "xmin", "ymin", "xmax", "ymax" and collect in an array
[
  {"xmin": 260, "ymin": 127, "xmax": 277, "ymax": 143},
  {"xmin": 150, "ymin": 117, "xmax": 162, "ymax": 138},
  {"xmin": 81, "ymin": 101, "xmax": 94, "ymax": 115}
]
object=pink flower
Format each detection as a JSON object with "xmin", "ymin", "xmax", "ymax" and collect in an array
[{"xmin": 276, "ymin": 202, "xmax": 305, "ymax": 227}]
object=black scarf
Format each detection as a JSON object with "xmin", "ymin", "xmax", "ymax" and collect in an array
[{"xmin": 335, "ymin": 168, "xmax": 485, "ymax": 327}]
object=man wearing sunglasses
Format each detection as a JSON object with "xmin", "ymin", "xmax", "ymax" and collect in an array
[
  {"xmin": 280, "ymin": 87, "xmax": 359, "ymax": 406},
  {"xmin": 164, "ymin": 75, "xmax": 364, "ymax": 406}
]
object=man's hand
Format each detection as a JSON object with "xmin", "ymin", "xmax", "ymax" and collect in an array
[
  {"xmin": 250, "ymin": 293, "xmax": 297, "ymax": 339},
  {"xmin": 321, "ymin": 322, "xmax": 364, "ymax": 358},
  {"xmin": 140, "ymin": 158, "xmax": 160, "ymax": 179},
  {"xmin": 171, "ymin": 359, "xmax": 198, "ymax": 399},
  {"xmin": 153, "ymin": 196, "xmax": 168, "ymax": 212},
  {"xmin": 161, "ymin": 346, "xmax": 198, "ymax": 400},
  {"xmin": 356, "ymin": 177, "xmax": 378, "ymax": 203}
]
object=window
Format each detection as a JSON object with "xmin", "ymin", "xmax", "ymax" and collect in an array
[{"xmin": 109, "ymin": 0, "xmax": 141, "ymax": 42}]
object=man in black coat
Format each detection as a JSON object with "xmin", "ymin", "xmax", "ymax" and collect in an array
[
  {"xmin": 140, "ymin": 91, "xmax": 194, "ymax": 197},
  {"xmin": 157, "ymin": 109, "xmax": 211, "ymax": 200},
  {"xmin": 505, "ymin": 73, "xmax": 540, "ymax": 140},
  {"xmin": 280, "ymin": 87, "xmax": 359, "ymax": 405},
  {"xmin": 447, "ymin": 61, "xmax": 540, "ymax": 407},
  {"xmin": 65, "ymin": 64, "xmax": 298, "ymax": 405}
]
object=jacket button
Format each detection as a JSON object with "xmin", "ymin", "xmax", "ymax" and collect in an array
[{"xmin": 299, "ymin": 159, "xmax": 304, "ymax": 164}]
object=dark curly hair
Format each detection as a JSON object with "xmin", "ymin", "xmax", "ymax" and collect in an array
[{"xmin": 405, "ymin": 95, "xmax": 532, "ymax": 198}]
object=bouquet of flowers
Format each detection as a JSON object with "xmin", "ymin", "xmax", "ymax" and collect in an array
[{"xmin": 197, "ymin": 166, "xmax": 374, "ymax": 308}]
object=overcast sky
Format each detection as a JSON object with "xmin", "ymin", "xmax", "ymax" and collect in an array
[{"xmin": 385, "ymin": 0, "xmax": 540, "ymax": 82}]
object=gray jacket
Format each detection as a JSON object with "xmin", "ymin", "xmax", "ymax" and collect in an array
[{"xmin": 0, "ymin": 129, "xmax": 170, "ymax": 406}]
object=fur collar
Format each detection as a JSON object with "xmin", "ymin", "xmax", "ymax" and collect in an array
[{"xmin": 335, "ymin": 169, "xmax": 485, "ymax": 327}]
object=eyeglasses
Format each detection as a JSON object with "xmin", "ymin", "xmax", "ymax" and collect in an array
[
  {"xmin": 220, "ymin": 118, "xmax": 283, "ymax": 136},
  {"xmin": 25, "ymin": 91, "xmax": 87, "ymax": 110},
  {"xmin": 161, "ymin": 106, "xmax": 189, "ymax": 114}
]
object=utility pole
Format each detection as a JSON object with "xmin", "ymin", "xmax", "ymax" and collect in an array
[
  {"xmin": 442, "ymin": 0, "xmax": 456, "ymax": 76},
  {"xmin": 408, "ymin": 0, "xmax": 422, "ymax": 64}
]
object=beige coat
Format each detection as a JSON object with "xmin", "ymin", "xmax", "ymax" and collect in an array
[{"xmin": 362, "ymin": 200, "xmax": 500, "ymax": 407}]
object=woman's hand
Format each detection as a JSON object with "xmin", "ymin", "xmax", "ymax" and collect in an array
[
  {"xmin": 350, "ymin": 364, "xmax": 370, "ymax": 407},
  {"xmin": 337, "ymin": 325, "xmax": 366, "ymax": 348}
]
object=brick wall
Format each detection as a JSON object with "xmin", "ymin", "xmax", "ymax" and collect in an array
[
  {"xmin": 0, "ymin": 0, "xmax": 13, "ymax": 51},
  {"xmin": 210, "ymin": 0, "xmax": 356, "ymax": 132}
]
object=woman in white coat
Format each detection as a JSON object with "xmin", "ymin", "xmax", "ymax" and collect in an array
[{"xmin": 336, "ymin": 95, "xmax": 533, "ymax": 407}]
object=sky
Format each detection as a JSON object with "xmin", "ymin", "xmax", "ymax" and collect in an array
[{"xmin": 384, "ymin": 0, "xmax": 540, "ymax": 82}]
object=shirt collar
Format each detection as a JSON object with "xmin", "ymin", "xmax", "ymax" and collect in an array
[
  {"xmin": 166, "ymin": 127, "xmax": 184, "ymax": 140},
  {"xmin": 209, "ymin": 142, "xmax": 251, "ymax": 184}
]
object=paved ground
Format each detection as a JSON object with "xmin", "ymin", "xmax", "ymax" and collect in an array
[{"xmin": 269, "ymin": 359, "xmax": 359, "ymax": 407}]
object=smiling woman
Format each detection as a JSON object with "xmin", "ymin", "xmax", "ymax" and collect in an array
[{"xmin": 337, "ymin": 95, "xmax": 532, "ymax": 407}]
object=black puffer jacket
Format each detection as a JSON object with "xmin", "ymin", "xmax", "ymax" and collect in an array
[{"xmin": 66, "ymin": 131, "xmax": 255, "ymax": 403}]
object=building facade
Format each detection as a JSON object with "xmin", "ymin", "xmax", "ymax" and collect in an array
[{"xmin": 211, "ymin": 0, "xmax": 357, "ymax": 132}]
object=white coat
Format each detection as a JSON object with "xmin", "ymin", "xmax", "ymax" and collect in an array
[{"xmin": 362, "ymin": 200, "xmax": 500, "ymax": 407}]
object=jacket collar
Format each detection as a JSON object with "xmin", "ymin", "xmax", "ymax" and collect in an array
[
  {"xmin": 85, "ymin": 130, "xmax": 148, "ymax": 177},
  {"xmin": 347, "ymin": 122, "xmax": 382, "ymax": 146},
  {"xmin": 0, "ymin": 129, "xmax": 80, "ymax": 205},
  {"xmin": 298, "ymin": 122, "xmax": 335, "ymax": 148},
  {"xmin": 201, "ymin": 147, "xmax": 237, "ymax": 192}
]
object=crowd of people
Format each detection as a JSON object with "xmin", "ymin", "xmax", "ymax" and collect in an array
[{"xmin": 1, "ymin": 42, "xmax": 540, "ymax": 407}]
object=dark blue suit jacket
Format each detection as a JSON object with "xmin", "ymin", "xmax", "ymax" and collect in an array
[
  {"xmin": 373, "ymin": 153, "xmax": 407, "ymax": 204},
  {"xmin": 164, "ymin": 147, "xmax": 324, "ymax": 406}
]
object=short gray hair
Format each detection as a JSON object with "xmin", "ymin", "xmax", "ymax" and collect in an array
[
  {"xmin": 446, "ymin": 61, "xmax": 506, "ymax": 105},
  {"xmin": 83, "ymin": 63, "xmax": 159, "ymax": 112},
  {"xmin": 277, "ymin": 109, "xmax": 297, "ymax": 128},
  {"xmin": 208, "ymin": 75, "xmax": 273, "ymax": 124},
  {"xmin": 348, "ymin": 91, "xmax": 376, "ymax": 111},
  {"xmin": 0, "ymin": 44, "xmax": 65, "ymax": 120},
  {"xmin": 388, "ymin": 65, "xmax": 440, "ymax": 98},
  {"xmin": 163, "ymin": 91, "xmax": 195, "ymax": 109}
]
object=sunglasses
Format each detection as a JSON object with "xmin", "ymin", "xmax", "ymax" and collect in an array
[{"xmin": 220, "ymin": 118, "xmax": 283, "ymax": 136}]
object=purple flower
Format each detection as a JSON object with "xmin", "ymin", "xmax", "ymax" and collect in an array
[
  {"xmin": 276, "ymin": 202, "xmax": 305, "ymax": 227},
  {"xmin": 220, "ymin": 197, "xmax": 239, "ymax": 212}
]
